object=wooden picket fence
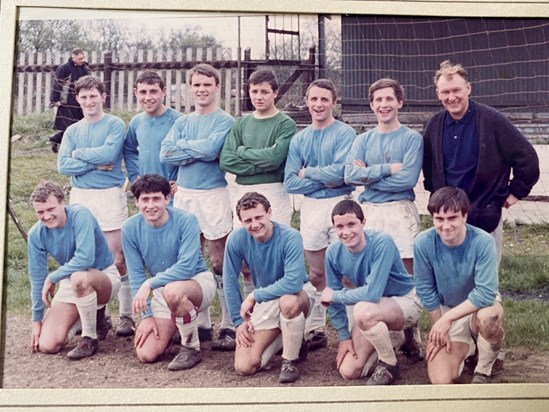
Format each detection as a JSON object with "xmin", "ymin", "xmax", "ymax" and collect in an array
[{"xmin": 14, "ymin": 47, "xmax": 239, "ymax": 116}]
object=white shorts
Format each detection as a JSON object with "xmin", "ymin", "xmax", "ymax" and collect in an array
[
  {"xmin": 361, "ymin": 199, "xmax": 420, "ymax": 259},
  {"xmin": 251, "ymin": 282, "xmax": 316, "ymax": 331},
  {"xmin": 70, "ymin": 186, "xmax": 128, "ymax": 231},
  {"xmin": 300, "ymin": 195, "xmax": 351, "ymax": 251},
  {"xmin": 174, "ymin": 186, "xmax": 232, "ymax": 240},
  {"xmin": 441, "ymin": 293, "xmax": 502, "ymax": 359},
  {"xmin": 346, "ymin": 288, "xmax": 422, "ymax": 331},
  {"xmin": 150, "ymin": 271, "xmax": 217, "ymax": 319},
  {"xmin": 52, "ymin": 264, "xmax": 121, "ymax": 305},
  {"xmin": 232, "ymin": 182, "xmax": 292, "ymax": 228}
]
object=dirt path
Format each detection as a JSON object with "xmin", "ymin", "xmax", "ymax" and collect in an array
[{"xmin": 2, "ymin": 315, "xmax": 548, "ymax": 388}]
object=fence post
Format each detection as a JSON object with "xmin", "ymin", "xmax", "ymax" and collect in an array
[
  {"xmin": 243, "ymin": 48, "xmax": 254, "ymax": 112},
  {"xmin": 104, "ymin": 51, "xmax": 113, "ymax": 110}
]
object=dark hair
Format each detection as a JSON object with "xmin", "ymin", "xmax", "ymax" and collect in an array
[
  {"xmin": 71, "ymin": 47, "xmax": 84, "ymax": 56},
  {"xmin": 75, "ymin": 75, "xmax": 105, "ymax": 95},
  {"xmin": 135, "ymin": 70, "xmax": 166, "ymax": 90},
  {"xmin": 30, "ymin": 180, "xmax": 65, "ymax": 203},
  {"xmin": 188, "ymin": 63, "xmax": 220, "ymax": 86},
  {"xmin": 248, "ymin": 69, "xmax": 279, "ymax": 92},
  {"xmin": 131, "ymin": 174, "xmax": 171, "ymax": 200},
  {"xmin": 305, "ymin": 79, "xmax": 337, "ymax": 102},
  {"xmin": 369, "ymin": 78, "xmax": 404, "ymax": 103},
  {"xmin": 427, "ymin": 186, "xmax": 470, "ymax": 216},
  {"xmin": 331, "ymin": 199, "xmax": 364, "ymax": 224},
  {"xmin": 236, "ymin": 192, "xmax": 271, "ymax": 220}
]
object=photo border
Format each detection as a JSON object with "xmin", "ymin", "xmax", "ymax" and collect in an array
[{"xmin": 1, "ymin": 0, "xmax": 549, "ymax": 409}]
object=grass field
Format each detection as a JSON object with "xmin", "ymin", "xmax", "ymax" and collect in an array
[{"xmin": 5, "ymin": 113, "xmax": 549, "ymax": 350}]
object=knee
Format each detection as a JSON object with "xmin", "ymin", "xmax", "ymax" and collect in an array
[
  {"xmin": 70, "ymin": 271, "xmax": 91, "ymax": 293},
  {"xmin": 163, "ymin": 288, "xmax": 191, "ymax": 311},
  {"xmin": 39, "ymin": 336, "xmax": 64, "ymax": 354},
  {"xmin": 136, "ymin": 348, "xmax": 160, "ymax": 364},
  {"xmin": 308, "ymin": 272, "xmax": 325, "ymax": 289},
  {"xmin": 114, "ymin": 253, "xmax": 126, "ymax": 273},
  {"xmin": 353, "ymin": 303, "xmax": 377, "ymax": 330},
  {"xmin": 234, "ymin": 357, "xmax": 259, "ymax": 376},
  {"xmin": 476, "ymin": 307, "xmax": 504, "ymax": 340},
  {"xmin": 210, "ymin": 257, "xmax": 223, "ymax": 277},
  {"xmin": 279, "ymin": 295, "xmax": 302, "ymax": 318},
  {"xmin": 338, "ymin": 364, "xmax": 360, "ymax": 380},
  {"xmin": 428, "ymin": 369, "xmax": 455, "ymax": 385}
]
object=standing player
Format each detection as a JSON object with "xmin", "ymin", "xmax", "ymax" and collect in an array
[
  {"xmin": 220, "ymin": 69, "xmax": 297, "ymax": 227},
  {"xmin": 49, "ymin": 47, "xmax": 90, "ymax": 152},
  {"xmin": 57, "ymin": 75, "xmax": 132, "ymax": 338},
  {"xmin": 284, "ymin": 79, "xmax": 356, "ymax": 351},
  {"xmin": 160, "ymin": 63, "xmax": 235, "ymax": 349},
  {"xmin": 414, "ymin": 186, "xmax": 504, "ymax": 384},
  {"xmin": 28, "ymin": 180, "xmax": 120, "ymax": 360},
  {"xmin": 122, "ymin": 174, "xmax": 216, "ymax": 370},
  {"xmin": 124, "ymin": 70, "xmax": 181, "ymax": 188},
  {"xmin": 320, "ymin": 199, "xmax": 422, "ymax": 385},
  {"xmin": 344, "ymin": 78, "xmax": 423, "ymax": 358},
  {"xmin": 223, "ymin": 192, "xmax": 312, "ymax": 383}
]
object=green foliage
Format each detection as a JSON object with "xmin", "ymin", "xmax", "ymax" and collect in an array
[
  {"xmin": 17, "ymin": 20, "xmax": 91, "ymax": 54},
  {"xmin": 502, "ymin": 300, "xmax": 549, "ymax": 350}
]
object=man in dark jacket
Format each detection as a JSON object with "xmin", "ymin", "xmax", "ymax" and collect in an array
[
  {"xmin": 423, "ymin": 60, "xmax": 539, "ymax": 262},
  {"xmin": 423, "ymin": 60, "xmax": 540, "ymax": 377},
  {"xmin": 49, "ymin": 47, "xmax": 90, "ymax": 152}
]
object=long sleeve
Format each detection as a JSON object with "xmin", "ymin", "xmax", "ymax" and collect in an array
[
  {"xmin": 123, "ymin": 121, "xmax": 140, "ymax": 184},
  {"xmin": 72, "ymin": 119, "xmax": 126, "ymax": 165},
  {"xmin": 325, "ymin": 250, "xmax": 352, "ymax": 341}
]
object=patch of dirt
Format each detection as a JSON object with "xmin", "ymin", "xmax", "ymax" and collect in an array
[{"xmin": 2, "ymin": 315, "xmax": 548, "ymax": 388}]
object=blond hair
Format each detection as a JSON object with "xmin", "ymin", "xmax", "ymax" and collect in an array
[{"xmin": 434, "ymin": 60, "xmax": 469, "ymax": 85}]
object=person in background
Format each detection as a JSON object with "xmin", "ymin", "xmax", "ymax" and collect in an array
[{"xmin": 49, "ymin": 47, "xmax": 90, "ymax": 153}]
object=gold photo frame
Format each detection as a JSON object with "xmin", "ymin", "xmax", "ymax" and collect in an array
[{"xmin": 1, "ymin": 0, "xmax": 549, "ymax": 409}]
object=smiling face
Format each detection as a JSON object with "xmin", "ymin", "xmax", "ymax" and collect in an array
[
  {"xmin": 239, "ymin": 204, "xmax": 274, "ymax": 243},
  {"xmin": 32, "ymin": 195, "xmax": 67, "ymax": 229},
  {"xmin": 333, "ymin": 212, "xmax": 366, "ymax": 254},
  {"xmin": 249, "ymin": 81, "xmax": 278, "ymax": 116},
  {"xmin": 190, "ymin": 73, "xmax": 219, "ymax": 113},
  {"xmin": 436, "ymin": 74, "xmax": 472, "ymax": 120},
  {"xmin": 135, "ymin": 191, "xmax": 170, "ymax": 227},
  {"xmin": 432, "ymin": 208, "xmax": 468, "ymax": 246},
  {"xmin": 134, "ymin": 82, "xmax": 167, "ymax": 117},
  {"xmin": 76, "ymin": 87, "xmax": 106, "ymax": 121},
  {"xmin": 306, "ymin": 85, "xmax": 336, "ymax": 128},
  {"xmin": 370, "ymin": 86, "xmax": 403, "ymax": 128}
]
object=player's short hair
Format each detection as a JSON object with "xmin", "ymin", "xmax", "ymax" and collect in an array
[
  {"xmin": 427, "ymin": 186, "xmax": 470, "ymax": 216},
  {"xmin": 131, "ymin": 174, "xmax": 171, "ymax": 200},
  {"xmin": 331, "ymin": 199, "xmax": 364, "ymax": 224},
  {"xmin": 305, "ymin": 79, "xmax": 337, "ymax": 102},
  {"xmin": 248, "ymin": 69, "xmax": 279, "ymax": 92},
  {"xmin": 434, "ymin": 60, "xmax": 469, "ymax": 85},
  {"xmin": 30, "ymin": 180, "xmax": 65, "ymax": 203},
  {"xmin": 369, "ymin": 78, "xmax": 404, "ymax": 103},
  {"xmin": 75, "ymin": 75, "xmax": 105, "ymax": 95},
  {"xmin": 71, "ymin": 47, "xmax": 84, "ymax": 56},
  {"xmin": 188, "ymin": 63, "xmax": 220, "ymax": 86},
  {"xmin": 135, "ymin": 70, "xmax": 166, "ymax": 90},
  {"xmin": 236, "ymin": 192, "xmax": 271, "ymax": 220}
]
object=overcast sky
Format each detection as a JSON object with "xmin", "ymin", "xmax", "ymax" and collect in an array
[{"xmin": 19, "ymin": 8, "xmax": 321, "ymax": 59}]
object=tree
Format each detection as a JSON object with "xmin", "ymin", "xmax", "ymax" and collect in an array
[{"xmin": 17, "ymin": 20, "xmax": 92, "ymax": 54}]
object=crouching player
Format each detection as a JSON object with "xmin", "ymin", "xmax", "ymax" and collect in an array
[
  {"xmin": 414, "ymin": 186, "xmax": 504, "ymax": 384},
  {"xmin": 223, "ymin": 192, "xmax": 314, "ymax": 383},
  {"xmin": 121, "ymin": 174, "xmax": 216, "ymax": 371},
  {"xmin": 28, "ymin": 180, "xmax": 121, "ymax": 360},
  {"xmin": 320, "ymin": 199, "xmax": 422, "ymax": 385}
]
